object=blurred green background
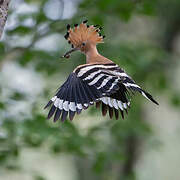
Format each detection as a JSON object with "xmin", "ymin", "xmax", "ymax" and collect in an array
[{"xmin": 0, "ymin": 0, "xmax": 180, "ymax": 180}]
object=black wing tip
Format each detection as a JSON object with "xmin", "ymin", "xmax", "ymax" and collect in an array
[
  {"xmin": 120, "ymin": 110, "xmax": 124, "ymax": 119},
  {"xmin": 153, "ymin": 100, "xmax": 159, "ymax": 105},
  {"xmin": 44, "ymin": 100, "xmax": 53, "ymax": 109},
  {"xmin": 108, "ymin": 107, "xmax": 113, "ymax": 119},
  {"xmin": 61, "ymin": 111, "xmax": 68, "ymax": 122},
  {"xmin": 69, "ymin": 110, "xmax": 76, "ymax": 121},
  {"xmin": 54, "ymin": 109, "xmax": 62, "ymax": 122},
  {"xmin": 47, "ymin": 105, "xmax": 56, "ymax": 119},
  {"xmin": 144, "ymin": 91, "xmax": 159, "ymax": 105},
  {"xmin": 114, "ymin": 109, "xmax": 119, "ymax": 120}
]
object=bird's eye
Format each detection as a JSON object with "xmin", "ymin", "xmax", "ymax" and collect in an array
[{"xmin": 82, "ymin": 42, "xmax": 86, "ymax": 46}]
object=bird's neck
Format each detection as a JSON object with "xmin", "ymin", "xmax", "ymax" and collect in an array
[{"xmin": 85, "ymin": 45, "xmax": 113, "ymax": 64}]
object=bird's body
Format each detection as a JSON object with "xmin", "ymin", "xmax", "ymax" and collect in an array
[{"xmin": 45, "ymin": 20, "xmax": 158, "ymax": 122}]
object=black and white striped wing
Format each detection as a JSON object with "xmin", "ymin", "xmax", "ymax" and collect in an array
[
  {"xmin": 44, "ymin": 63, "xmax": 158, "ymax": 122},
  {"xmin": 104, "ymin": 64, "xmax": 158, "ymax": 105},
  {"xmin": 75, "ymin": 63, "xmax": 158, "ymax": 118},
  {"xmin": 75, "ymin": 63, "xmax": 131, "ymax": 119},
  {"xmin": 44, "ymin": 63, "xmax": 127, "ymax": 122},
  {"xmin": 44, "ymin": 72, "xmax": 100, "ymax": 122}
]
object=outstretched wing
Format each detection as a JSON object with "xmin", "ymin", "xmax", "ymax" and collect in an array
[
  {"xmin": 100, "ymin": 64, "xmax": 158, "ymax": 105},
  {"xmin": 44, "ymin": 63, "xmax": 158, "ymax": 122},
  {"xmin": 44, "ymin": 72, "xmax": 100, "ymax": 122},
  {"xmin": 44, "ymin": 63, "xmax": 129, "ymax": 121}
]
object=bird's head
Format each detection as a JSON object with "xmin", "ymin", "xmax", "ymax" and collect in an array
[{"xmin": 62, "ymin": 20, "xmax": 105, "ymax": 58}]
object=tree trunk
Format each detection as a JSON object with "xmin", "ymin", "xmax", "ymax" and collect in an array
[{"xmin": 0, "ymin": 0, "xmax": 11, "ymax": 39}]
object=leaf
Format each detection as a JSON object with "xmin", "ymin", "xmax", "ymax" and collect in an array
[
  {"xmin": 0, "ymin": 42, "xmax": 5, "ymax": 57},
  {"xmin": 7, "ymin": 26, "xmax": 33, "ymax": 35},
  {"xmin": 93, "ymin": 152, "xmax": 107, "ymax": 173},
  {"xmin": 0, "ymin": 102, "xmax": 5, "ymax": 110},
  {"xmin": 10, "ymin": 92, "xmax": 26, "ymax": 101},
  {"xmin": 171, "ymin": 93, "xmax": 180, "ymax": 107}
]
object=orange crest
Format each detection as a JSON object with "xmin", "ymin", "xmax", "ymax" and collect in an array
[{"xmin": 64, "ymin": 20, "xmax": 105, "ymax": 48}]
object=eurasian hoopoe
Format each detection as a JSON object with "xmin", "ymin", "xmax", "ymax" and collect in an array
[{"xmin": 44, "ymin": 20, "xmax": 158, "ymax": 122}]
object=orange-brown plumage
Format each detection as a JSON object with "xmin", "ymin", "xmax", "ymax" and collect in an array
[
  {"xmin": 63, "ymin": 20, "xmax": 112, "ymax": 64},
  {"xmin": 66, "ymin": 21, "xmax": 104, "ymax": 49}
]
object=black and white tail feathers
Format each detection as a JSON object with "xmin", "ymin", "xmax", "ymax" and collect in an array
[{"xmin": 45, "ymin": 63, "xmax": 158, "ymax": 122}]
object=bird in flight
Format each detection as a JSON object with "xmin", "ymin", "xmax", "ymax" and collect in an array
[{"xmin": 44, "ymin": 20, "xmax": 158, "ymax": 122}]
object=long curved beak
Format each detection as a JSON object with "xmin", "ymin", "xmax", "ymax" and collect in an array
[{"xmin": 61, "ymin": 47, "xmax": 79, "ymax": 58}]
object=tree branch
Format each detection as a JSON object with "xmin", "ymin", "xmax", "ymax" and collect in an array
[{"xmin": 0, "ymin": 0, "xmax": 11, "ymax": 39}]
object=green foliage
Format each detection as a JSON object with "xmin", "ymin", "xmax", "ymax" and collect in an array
[
  {"xmin": 80, "ymin": 0, "xmax": 157, "ymax": 22},
  {"xmin": 7, "ymin": 26, "xmax": 33, "ymax": 35}
]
